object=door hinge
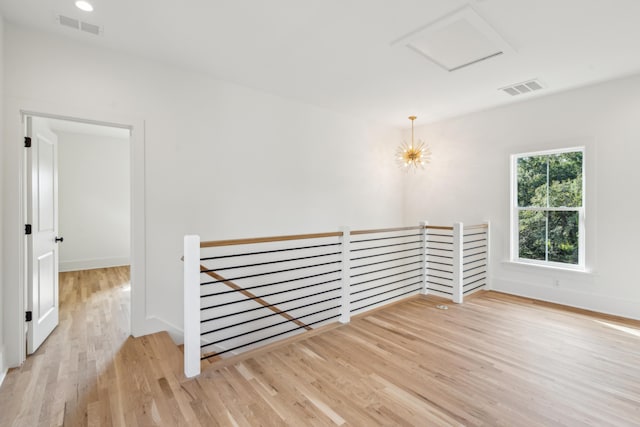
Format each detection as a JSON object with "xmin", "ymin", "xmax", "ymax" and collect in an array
[
  {"xmin": 25, "ymin": 311, "xmax": 32, "ymax": 322},
  {"xmin": 25, "ymin": 224, "xmax": 32, "ymax": 235},
  {"xmin": 24, "ymin": 137, "xmax": 32, "ymax": 148}
]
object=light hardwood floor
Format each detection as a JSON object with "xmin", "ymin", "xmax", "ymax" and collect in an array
[{"xmin": 1, "ymin": 267, "xmax": 640, "ymax": 426}]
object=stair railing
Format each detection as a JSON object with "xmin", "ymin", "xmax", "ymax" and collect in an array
[{"xmin": 183, "ymin": 221, "xmax": 489, "ymax": 377}]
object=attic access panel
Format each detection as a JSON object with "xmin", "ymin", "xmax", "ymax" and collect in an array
[{"xmin": 392, "ymin": 5, "xmax": 514, "ymax": 72}]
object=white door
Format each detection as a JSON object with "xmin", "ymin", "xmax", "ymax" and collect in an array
[{"xmin": 26, "ymin": 116, "xmax": 61, "ymax": 354}]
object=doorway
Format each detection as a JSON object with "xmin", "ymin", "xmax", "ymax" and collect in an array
[
  {"xmin": 22, "ymin": 113, "xmax": 137, "ymax": 356},
  {"xmin": 52, "ymin": 119, "xmax": 131, "ymax": 274}
]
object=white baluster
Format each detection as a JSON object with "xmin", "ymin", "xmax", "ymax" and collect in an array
[
  {"xmin": 184, "ymin": 235, "xmax": 201, "ymax": 378},
  {"xmin": 339, "ymin": 227, "xmax": 351, "ymax": 324},
  {"xmin": 452, "ymin": 223, "xmax": 463, "ymax": 304},
  {"xmin": 420, "ymin": 221, "xmax": 429, "ymax": 295}
]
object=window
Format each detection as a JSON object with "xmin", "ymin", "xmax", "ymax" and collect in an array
[{"xmin": 511, "ymin": 148, "xmax": 585, "ymax": 268}]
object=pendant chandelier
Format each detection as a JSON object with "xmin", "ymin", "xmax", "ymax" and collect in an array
[{"xmin": 396, "ymin": 116, "xmax": 431, "ymax": 171}]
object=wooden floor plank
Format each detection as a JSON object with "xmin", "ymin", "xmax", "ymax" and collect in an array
[{"xmin": 2, "ymin": 268, "xmax": 640, "ymax": 426}]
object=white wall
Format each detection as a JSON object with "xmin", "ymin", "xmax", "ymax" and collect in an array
[
  {"xmin": 57, "ymin": 131, "xmax": 130, "ymax": 272},
  {"xmin": 1, "ymin": 24, "xmax": 403, "ymax": 366},
  {"xmin": 404, "ymin": 73, "xmax": 640, "ymax": 320},
  {"xmin": 0, "ymin": 13, "xmax": 6, "ymax": 386}
]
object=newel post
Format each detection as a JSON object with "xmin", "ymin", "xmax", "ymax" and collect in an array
[
  {"xmin": 339, "ymin": 227, "xmax": 351, "ymax": 324},
  {"xmin": 184, "ymin": 235, "xmax": 201, "ymax": 378},
  {"xmin": 452, "ymin": 223, "xmax": 464, "ymax": 304},
  {"xmin": 484, "ymin": 221, "xmax": 491, "ymax": 290},
  {"xmin": 420, "ymin": 221, "xmax": 429, "ymax": 295}
]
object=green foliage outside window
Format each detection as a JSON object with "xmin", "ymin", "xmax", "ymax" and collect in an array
[{"xmin": 516, "ymin": 151, "xmax": 582, "ymax": 265}]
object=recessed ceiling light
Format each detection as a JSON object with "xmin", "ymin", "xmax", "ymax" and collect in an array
[{"xmin": 75, "ymin": 1, "xmax": 94, "ymax": 12}]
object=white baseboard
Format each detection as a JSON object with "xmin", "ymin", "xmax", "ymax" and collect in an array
[
  {"xmin": 144, "ymin": 315, "xmax": 237, "ymax": 356},
  {"xmin": 145, "ymin": 316, "xmax": 185, "ymax": 345},
  {"xmin": 493, "ymin": 277, "xmax": 640, "ymax": 321},
  {"xmin": 59, "ymin": 257, "xmax": 130, "ymax": 272}
]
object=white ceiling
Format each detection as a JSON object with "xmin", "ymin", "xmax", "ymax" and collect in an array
[{"xmin": 2, "ymin": 0, "xmax": 640, "ymax": 128}]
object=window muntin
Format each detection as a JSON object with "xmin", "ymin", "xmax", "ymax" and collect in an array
[{"xmin": 512, "ymin": 148, "xmax": 584, "ymax": 268}]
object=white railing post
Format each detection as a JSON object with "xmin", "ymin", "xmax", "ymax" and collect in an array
[
  {"xmin": 452, "ymin": 223, "xmax": 463, "ymax": 304},
  {"xmin": 339, "ymin": 227, "xmax": 351, "ymax": 324},
  {"xmin": 419, "ymin": 221, "xmax": 428, "ymax": 295},
  {"xmin": 484, "ymin": 221, "xmax": 491, "ymax": 290},
  {"xmin": 184, "ymin": 235, "xmax": 201, "ymax": 378}
]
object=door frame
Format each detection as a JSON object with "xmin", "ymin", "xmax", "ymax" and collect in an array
[{"xmin": 16, "ymin": 110, "xmax": 147, "ymax": 364}]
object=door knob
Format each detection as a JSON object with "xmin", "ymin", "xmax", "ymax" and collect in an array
[{"xmin": 55, "ymin": 236, "xmax": 64, "ymax": 243}]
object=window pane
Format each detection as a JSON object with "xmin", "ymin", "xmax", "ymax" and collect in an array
[
  {"xmin": 518, "ymin": 156, "xmax": 547, "ymax": 207},
  {"xmin": 519, "ymin": 210, "xmax": 546, "ymax": 261},
  {"xmin": 549, "ymin": 152, "xmax": 582, "ymax": 207},
  {"xmin": 548, "ymin": 211, "xmax": 579, "ymax": 264}
]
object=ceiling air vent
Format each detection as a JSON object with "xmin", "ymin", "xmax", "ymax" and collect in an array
[
  {"xmin": 80, "ymin": 21, "xmax": 101, "ymax": 35},
  {"xmin": 500, "ymin": 79, "xmax": 545, "ymax": 96},
  {"xmin": 58, "ymin": 15, "xmax": 79, "ymax": 30},
  {"xmin": 57, "ymin": 15, "xmax": 102, "ymax": 36}
]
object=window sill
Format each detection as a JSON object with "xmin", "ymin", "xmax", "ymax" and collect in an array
[{"xmin": 501, "ymin": 260, "xmax": 596, "ymax": 277}]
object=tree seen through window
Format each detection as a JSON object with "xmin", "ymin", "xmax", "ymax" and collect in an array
[{"xmin": 516, "ymin": 150, "xmax": 583, "ymax": 265}]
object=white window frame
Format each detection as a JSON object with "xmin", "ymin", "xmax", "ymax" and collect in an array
[{"xmin": 510, "ymin": 147, "xmax": 586, "ymax": 270}]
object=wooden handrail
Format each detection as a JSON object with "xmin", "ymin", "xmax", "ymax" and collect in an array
[
  {"xmin": 199, "ymin": 224, "xmax": 465, "ymax": 247},
  {"xmin": 464, "ymin": 224, "xmax": 488, "ymax": 231},
  {"xmin": 200, "ymin": 266, "xmax": 312, "ymax": 331},
  {"xmin": 425, "ymin": 225, "xmax": 454, "ymax": 231},
  {"xmin": 200, "ymin": 231, "xmax": 343, "ymax": 248},
  {"xmin": 351, "ymin": 226, "xmax": 422, "ymax": 236}
]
